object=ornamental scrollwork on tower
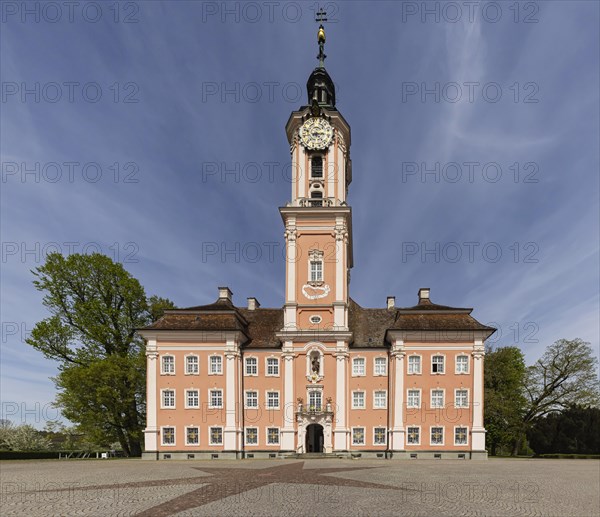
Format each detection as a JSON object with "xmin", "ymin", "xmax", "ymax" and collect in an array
[
  {"xmin": 284, "ymin": 228, "xmax": 297, "ymax": 242},
  {"xmin": 334, "ymin": 224, "xmax": 349, "ymax": 243}
]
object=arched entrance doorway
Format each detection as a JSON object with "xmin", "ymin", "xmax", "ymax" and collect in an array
[{"xmin": 305, "ymin": 424, "xmax": 324, "ymax": 453}]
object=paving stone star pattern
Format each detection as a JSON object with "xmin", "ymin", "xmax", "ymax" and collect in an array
[{"xmin": 1, "ymin": 458, "xmax": 598, "ymax": 516}]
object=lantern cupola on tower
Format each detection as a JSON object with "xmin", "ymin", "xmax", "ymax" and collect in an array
[{"xmin": 307, "ymin": 20, "xmax": 336, "ymax": 108}]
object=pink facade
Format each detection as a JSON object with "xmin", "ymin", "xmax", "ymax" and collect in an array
[{"xmin": 139, "ymin": 25, "xmax": 495, "ymax": 460}]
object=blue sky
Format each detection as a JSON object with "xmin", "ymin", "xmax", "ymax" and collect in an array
[{"xmin": 1, "ymin": 1, "xmax": 598, "ymax": 426}]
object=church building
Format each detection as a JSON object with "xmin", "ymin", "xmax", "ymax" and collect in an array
[{"xmin": 139, "ymin": 23, "xmax": 495, "ymax": 460}]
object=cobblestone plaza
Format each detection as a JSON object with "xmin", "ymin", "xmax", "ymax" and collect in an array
[{"xmin": 1, "ymin": 458, "xmax": 598, "ymax": 516}]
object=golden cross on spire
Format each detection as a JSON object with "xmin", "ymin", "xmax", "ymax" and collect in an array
[{"xmin": 315, "ymin": 8, "xmax": 328, "ymax": 67}]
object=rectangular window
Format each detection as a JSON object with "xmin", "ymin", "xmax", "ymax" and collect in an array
[
  {"xmin": 352, "ymin": 391, "xmax": 365, "ymax": 409},
  {"xmin": 455, "ymin": 427, "xmax": 468, "ymax": 445},
  {"xmin": 266, "ymin": 391, "xmax": 279, "ymax": 409},
  {"xmin": 456, "ymin": 355, "xmax": 469, "ymax": 373},
  {"xmin": 408, "ymin": 355, "xmax": 421, "ymax": 374},
  {"xmin": 186, "ymin": 427, "xmax": 199, "ymax": 445},
  {"xmin": 432, "ymin": 355, "xmax": 445, "ymax": 374},
  {"xmin": 374, "ymin": 390, "xmax": 387, "ymax": 409},
  {"xmin": 245, "ymin": 427, "xmax": 258, "ymax": 445},
  {"xmin": 162, "ymin": 427, "xmax": 175, "ymax": 445},
  {"xmin": 245, "ymin": 357, "xmax": 258, "ymax": 376},
  {"xmin": 374, "ymin": 357, "xmax": 387, "ymax": 375},
  {"xmin": 162, "ymin": 390, "xmax": 175, "ymax": 408},
  {"xmin": 209, "ymin": 389, "xmax": 223, "ymax": 408},
  {"xmin": 407, "ymin": 389, "xmax": 421, "ymax": 408},
  {"xmin": 374, "ymin": 427, "xmax": 386, "ymax": 445},
  {"xmin": 352, "ymin": 357, "xmax": 366, "ymax": 376},
  {"xmin": 209, "ymin": 427, "xmax": 223, "ymax": 445},
  {"xmin": 407, "ymin": 426, "xmax": 420, "ymax": 445},
  {"xmin": 185, "ymin": 355, "xmax": 198, "ymax": 375},
  {"xmin": 186, "ymin": 389, "xmax": 199, "ymax": 408},
  {"xmin": 455, "ymin": 389, "xmax": 469, "ymax": 408},
  {"xmin": 310, "ymin": 260, "xmax": 323, "ymax": 282},
  {"xmin": 245, "ymin": 391, "xmax": 258, "ymax": 408},
  {"xmin": 267, "ymin": 428, "xmax": 280, "ymax": 445},
  {"xmin": 209, "ymin": 355, "xmax": 222, "ymax": 374},
  {"xmin": 311, "ymin": 156, "xmax": 323, "ymax": 178},
  {"xmin": 308, "ymin": 391, "xmax": 322, "ymax": 411},
  {"xmin": 431, "ymin": 427, "xmax": 444, "ymax": 445},
  {"xmin": 431, "ymin": 389, "xmax": 444, "ymax": 408},
  {"xmin": 352, "ymin": 427, "xmax": 365, "ymax": 445},
  {"xmin": 161, "ymin": 355, "xmax": 174, "ymax": 374},
  {"xmin": 266, "ymin": 358, "xmax": 279, "ymax": 376}
]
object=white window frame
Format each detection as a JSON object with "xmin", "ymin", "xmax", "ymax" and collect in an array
[
  {"xmin": 161, "ymin": 388, "xmax": 176, "ymax": 409},
  {"xmin": 309, "ymin": 257, "xmax": 323, "ymax": 282},
  {"xmin": 430, "ymin": 426, "xmax": 445, "ymax": 446},
  {"xmin": 185, "ymin": 354, "xmax": 199, "ymax": 375},
  {"xmin": 352, "ymin": 390, "xmax": 366, "ymax": 409},
  {"xmin": 185, "ymin": 426, "xmax": 199, "ymax": 446},
  {"xmin": 185, "ymin": 388, "xmax": 199, "ymax": 409},
  {"xmin": 351, "ymin": 427, "xmax": 365, "ymax": 446},
  {"xmin": 209, "ymin": 426, "xmax": 223, "ymax": 446},
  {"xmin": 454, "ymin": 426, "xmax": 469, "ymax": 446},
  {"xmin": 307, "ymin": 389, "xmax": 323, "ymax": 411},
  {"xmin": 407, "ymin": 388, "xmax": 421, "ymax": 408},
  {"xmin": 266, "ymin": 427, "xmax": 280, "ymax": 445},
  {"xmin": 406, "ymin": 426, "xmax": 421, "ymax": 446},
  {"xmin": 373, "ymin": 356, "xmax": 387, "ymax": 376},
  {"xmin": 161, "ymin": 355, "xmax": 175, "ymax": 375},
  {"xmin": 208, "ymin": 389, "xmax": 223, "ymax": 409},
  {"xmin": 245, "ymin": 356, "xmax": 258, "ymax": 376},
  {"xmin": 455, "ymin": 388, "xmax": 469, "ymax": 408},
  {"xmin": 266, "ymin": 390, "xmax": 280, "ymax": 410},
  {"xmin": 161, "ymin": 426, "xmax": 176, "ymax": 446},
  {"xmin": 431, "ymin": 354, "xmax": 445, "ymax": 374},
  {"xmin": 455, "ymin": 354, "xmax": 469, "ymax": 374},
  {"xmin": 245, "ymin": 427, "xmax": 259, "ymax": 446},
  {"xmin": 373, "ymin": 390, "xmax": 387, "ymax": 409},
  {"xmin": 373, "ymin": 427, "xmax": 387, "ymax": 446},
  {"xmin": 430, "ymin": 388, "xmax": 445, "ymax": 409},
  {"xmin": 352, "ymin": 356, "xmax": 366, "ymax": 377},
  {"xmin": 266, "ymin": 356, "xmax": 280, "ymax": 377},
  {"xmin": 209, "ymin": 354, "xmax": 223, "ymax": 375},
  {"xmin": 407, "ymin": 354, "xmax": 422, "ymax": 375},
  {"xmin": 244, "ymin": 390, "xmax": 259, "ymax": 409}
]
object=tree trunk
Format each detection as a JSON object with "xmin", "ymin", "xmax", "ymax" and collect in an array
[
  {"xmin": 491, "ymin": 442, "xmax": 497, "ymax": 456},
  {"xmin": 511, "ymin": 438, "xmax": 520, "ymax": 456}
]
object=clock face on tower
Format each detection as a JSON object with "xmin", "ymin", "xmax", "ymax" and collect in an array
[{"xmin": 299, "ymin": 117, "xmax": 333, "ymax": 150}]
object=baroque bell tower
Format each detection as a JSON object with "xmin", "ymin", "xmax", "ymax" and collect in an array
[{"xmin": 280, "ymin": 19, "xmax": 353, "ymax": 334}]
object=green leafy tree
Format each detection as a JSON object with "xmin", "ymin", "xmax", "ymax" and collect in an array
[
  {"xmin": 484, "ymin": 346, "xmax": 527, "ymax": 456},
  {"xmin": 0, "ymin": 422, "xmax": 52, "ymax": 451},
  {"xmin": 26, "ymin": 253, "xmax": 175, "ymax": 456},
  {"xmin": 524, "ymin": 339, "xmax": 600, "ymax": 425},
  {"xmin": 527, "ymin": 405, "xmax": 600, "ymax": 455}
]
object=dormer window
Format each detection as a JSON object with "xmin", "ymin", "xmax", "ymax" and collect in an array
[{"xmin": 311, "ymin": 156, "xmax": 323, "ymax": 178}]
